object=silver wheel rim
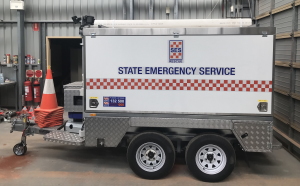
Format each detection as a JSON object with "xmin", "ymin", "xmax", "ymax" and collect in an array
[
  {"xmin": 195, "ymin": 144, "xmax": 227, "ymax": 175},
  {"xmin": 14, "ymin": 145, "xmax": 24, "ymax": 155},
  {"xmin": 136, "ymin": 142, "xmax": 166, "ymax": 172}
]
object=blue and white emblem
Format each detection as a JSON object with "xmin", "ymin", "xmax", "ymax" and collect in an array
[{"xmin": 169, "ymin": 40, "xmax": 183, "ymax": 63}]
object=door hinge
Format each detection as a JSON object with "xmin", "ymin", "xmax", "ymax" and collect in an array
[
  {"xmin": 173, "ymin": 32, "xmax": 179, "ymax": 38},
  {"xmin": 262, "ymin": 31, "xmax": 268, "ymax": 37}
]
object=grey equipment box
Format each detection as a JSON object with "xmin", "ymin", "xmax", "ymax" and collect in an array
[{"xmin": 63, "ymin": 81, "xmax": 83, "ymax": 112}]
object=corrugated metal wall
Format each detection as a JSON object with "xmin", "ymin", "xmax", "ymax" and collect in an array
[
  {"xmin": 296, "ymin": 37, "xmax": 300, "ymax": 62},
  {"xmin": 2, "ymin": 0, "xmax": 224, "ymax": 21},
  {"xmin": 274, "ymin": 92, "xmax": 290, "ymax": 119},
  {"xmin": 296, "ymin": 70, "xmax": 300, "ymax": 94},
  {"xmin": 258, "ymin": 16, "xmax": 271, "ymax": 27},
  {"xmin": 275, "ymin": 39, "xmax": 292, "ymax": 61},
  {"xmin": 258, "ymin": 0, "xmax": 271, "ymax": 14},
  {"xmin": 275, "ymin": 66, "xmax": 290, "ymax": 91},
  {"xmin": 256, "ymin": 0, "xmax": 300, "ymax": 159},
  {"xmin": 274, "ymin": 0, "xmax": 293, "ymax": 8},
  {"xmin": 274, "ymin": 9, "xmax": 293, "ymax": 34}
]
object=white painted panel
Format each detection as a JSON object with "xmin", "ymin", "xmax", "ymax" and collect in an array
[{"xmin": 85, "ymin": 35, "xmax": 273, "ymax": 114}]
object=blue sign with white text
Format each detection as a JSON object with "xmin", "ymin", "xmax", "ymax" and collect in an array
[{"xmin": 103, "ymin": 97, "xmax": 126, "ymax": 107}]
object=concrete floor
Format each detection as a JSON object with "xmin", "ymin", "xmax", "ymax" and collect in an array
[{"xmin": 0, "ymin": 121, "xmax": 300, "ymax": 186}]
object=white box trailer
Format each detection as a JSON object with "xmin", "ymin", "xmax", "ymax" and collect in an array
[{"xmin": 11, "ymin": 18, "xmax": 282, "ymax": 182}]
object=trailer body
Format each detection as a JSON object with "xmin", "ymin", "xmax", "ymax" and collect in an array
[
  {"xmin": 11, "ymin": 26, "xmax": 282, "ymax": 182},
  {"xmin": 68, "ymin": 27, "xmax": 275, "ymax": 151}
]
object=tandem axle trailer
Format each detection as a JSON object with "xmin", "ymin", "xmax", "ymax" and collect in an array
[{"xmin": 11, "ymin": 19, "xmax": 281, "ymax": 182}]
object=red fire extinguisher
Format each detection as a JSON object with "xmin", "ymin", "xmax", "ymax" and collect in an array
[
  {"xmin": 33, "ymin": 79, "xmax": 41, "ymax": 103},
  {"xmin": 24, "ymin": 79, "xmax": 33, "ymax": 101}
]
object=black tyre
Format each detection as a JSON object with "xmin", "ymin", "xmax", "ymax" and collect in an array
[
  {"xmin": 13, "ymin": 143, "xmax": 27, "ymax": 156},
  {"xmin": 185, "ymin": 134, "xmax": 236, "ymax": 182},
  {"xmin": 127, "ymin": 132, "xmax": 175, "ymax": 179}
]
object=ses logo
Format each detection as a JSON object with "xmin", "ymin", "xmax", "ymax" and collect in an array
[{"xmin": 169, "ymin": 40, "xmax": 183, "ymax": 63}]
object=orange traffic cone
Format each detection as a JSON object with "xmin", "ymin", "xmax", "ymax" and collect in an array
[
  {"xmin": 20, "ymin": 106, "xmax": 28, "ymax": 115},
  {"xmin": 31, "ymin": 112, "xmax": 35, "ymax": 120},
  {"xmin": 34, "ymin": 69, "xmax": 64, "ymax": 128},
  {"xmin": 40, "ymin": 69, "xmax": 58, "ymax": 109}
]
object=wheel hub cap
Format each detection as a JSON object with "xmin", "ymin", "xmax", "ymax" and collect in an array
[
  {"xmin": 146, "ymin": 149, "xmax": 156, "ymax": 160},
  {"xmin": 206, "ymin": 152, "xmax": 214, "ymax": 163},
  {"xmin": 136, "ymin": 142, "xmax": 166, "ymax": 172},
  {"xmin": 195, "ymin": 144, "xmax": 227, "ymax": 175}
]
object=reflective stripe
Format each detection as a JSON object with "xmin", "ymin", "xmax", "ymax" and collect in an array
[{"xmin": 43, "ymin": 79, "xmax": 55, "ymax": 94}]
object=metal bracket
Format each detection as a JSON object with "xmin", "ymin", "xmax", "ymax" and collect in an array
[
  {"xmin": 262, "ymin": 31, "xmax": 268, "ymax": 37},
  {"xmin": 173, "ymin": 32, "xmax": 179, "ymax": 38},
  {"xmin": 91, "ymin": 33, "xmax": 96, "ymax": 38},
  {"xmin": 97, "ymin": 138, "xmax": 105, "ymax": 147}
]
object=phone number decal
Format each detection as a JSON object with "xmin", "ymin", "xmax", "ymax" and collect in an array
[{"xmin": 103, "ymin": 97, "xmax": 126, "ymax": 107}]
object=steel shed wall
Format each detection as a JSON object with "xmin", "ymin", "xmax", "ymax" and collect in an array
[
  {"xmin": 275, "ymin": 66, "xmax": 290, "ymax": 92},
  {"xmin": 296, "ymin": 38, "xmax": 300, "ymax": 62},
  {"xmin": 295, "ymin": 100, "xmax": 300, "ymax": 129},
  {"xmin": 274, "ymin": 0, "xmax": 293, "ymax": 9},
  {"xmin": 274, "ymin": 9, "xmax": 293, "ymax": 34},
  {"xmin": 256, "ymin": 0, "xmax": 300, "ymax": 159},
  {"xmin": 0, "ymin": 24, "xmax": 18, "ymax": 57},
  {"xmin": 24, "ymin": 0, "xmax": 124, "ymax": 21},
  {"xmin": 296, "ymin": 69, "xmax": 300, "ymax": 94},
  {"xmin": 178, "ymin": 0, "xmax": 223, "ymax": 19},
  {"xmin": 274, "ymin": 118, "xmax": 290, "ymax": 135},
  {"xmin": 258, "ymin": 0, "xmax": 271, "ymax": 14},
  {"xmin": 1, "ymin": 0, "xmax": 224, "ymax": 21},
  {"xmin": 298, "ymin": 6, "xmax": 300, "ymax": 29},
  {"xmin": 258, "ymin": 16, "xmax": 271, "ymax": 27},
  {"xmin": 275, "ymin": 39, "xmax": 292, "ymax": 61},
  {"xmin": 274, "ymin": 92, "xmax": 290, "ymax": 120}
]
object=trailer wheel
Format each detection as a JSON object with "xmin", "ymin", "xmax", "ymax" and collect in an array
[
  {"xmin": 13, "ymin": 143, "xmax": 27, "ymax": 156},
  {"xmin": 185, "ymin": 134, "xmax": 235, "ymax": 182},
  {"xmin": 127, "ymin": 132, "xmax": 175, "ymax": 179}
]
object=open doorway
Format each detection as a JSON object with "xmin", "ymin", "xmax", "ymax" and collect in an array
[{"xmin": 48, "ymin": 38, "xmax": 82, "ymax": 106}]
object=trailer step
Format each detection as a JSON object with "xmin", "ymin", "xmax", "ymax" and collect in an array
[{"xmin": 44, "ymin": 131, "xmax": 84, "ymax": 146}]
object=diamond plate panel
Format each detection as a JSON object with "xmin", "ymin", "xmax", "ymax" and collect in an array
[
  {"xmin": 131, "ymin": 117, "xmax": 233, "ymax": 129},
  {"xmin": 85, "ymin": 117, "xmax": 130, "ymax": 147},
  {"xmin": 43, "ymin": 131, "xmax": 84, "ymax": 146},
  {"xmin": 64, "ymin": 89, "xmax": 83, "ymax": 112},
  {"xmin": 232, "ymin": 121, "xmax": 273, "ymax": 152}
]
